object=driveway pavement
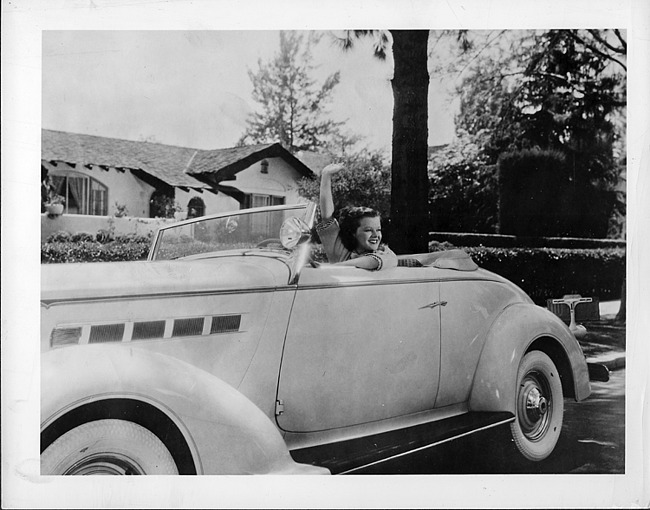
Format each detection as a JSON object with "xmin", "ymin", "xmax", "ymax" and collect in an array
[{"xmin": 580, "ymin": 300, "xmax": 625, "ymax": 371}]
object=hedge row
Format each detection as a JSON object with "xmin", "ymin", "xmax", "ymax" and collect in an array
[
  {"xmin": 461, "ymin": 245, "xmax": 625, "ymax": 304},
  {"xmin": 45, "ymin": 230, "xmax": 152, "ymax": 244},
  {"xmin": 496, "ymin": 148, "xmax": 615, "ymax": 238},
  {"xmin": 431, "ymin": 232, "xmax": 626, "ymax": 249},
  {"xmin": 42, "ymin": 238, "xmax": 626, "ymax": 306},
  {"xmin": 41, "ymin": 240, "xmax": 151, "ymax": 263}
]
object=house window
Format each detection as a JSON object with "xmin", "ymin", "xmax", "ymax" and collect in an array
[
  {"xmin": 187, "ymin": 197, "xmax": 206, "ymax": 218},
  {"xmin": 150, "ymin": 190, "xmax": 175, "ymax": 218},
  {"xmin": 245, "ymin": 194, "xmax": 284, "ymax": 209},
  {"xmin": 50, "ymin": 172, "xmax": 108, "ymax": 216},
  {"xmin": 243, "ymin": 194, "xmax": 285, "ymax": 237}
]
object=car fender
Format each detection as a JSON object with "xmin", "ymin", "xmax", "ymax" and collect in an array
[
  {"xmin": 468, "ymin": 303, "xmax": 590, "ymax": 413},
  {"xmin": 42, "ymin": 345, "xmax": 328, "ymax": 474}
]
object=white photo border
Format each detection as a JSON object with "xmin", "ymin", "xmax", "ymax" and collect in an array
[{"xmin": 2, "ymin": 0, "xmax": 648, "ymax": 507}]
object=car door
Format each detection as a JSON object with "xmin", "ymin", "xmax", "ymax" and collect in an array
[
  {"xmin": 276, "ymin": 266, "xmax": 441, "ymax": 433},
  {"xmin": 435, "ymin": 277, "xmax": 524, "ymax": 408}
]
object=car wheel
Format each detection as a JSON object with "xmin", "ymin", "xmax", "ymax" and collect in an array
[
  {"xmin": 41, "ymin": 419, "xmax": 179, "ymax": 475},
  {"xmin": 510, "ymin": 351, "xmax": 564, "ymax": 461}
]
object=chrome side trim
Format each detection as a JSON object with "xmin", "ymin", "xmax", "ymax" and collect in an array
[
  {"xmin": 41, "ymin": 286, "xmax": 293, "ymax": 308},
  {"xmin": 42, "ymin": 275, "xmax": 506, "ymax": 308},
  {"xmin": 295, "ymin": 276, "xmax": 502, "ymax": 291}
]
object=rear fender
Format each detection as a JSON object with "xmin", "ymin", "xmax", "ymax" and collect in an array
[
  {"xmin": 468, "ymin": 303, "xmax": 590, "ymax": 414},
  {"xmin": 42, "ymin": 345, "xmax": 327, "ymax": 474}
]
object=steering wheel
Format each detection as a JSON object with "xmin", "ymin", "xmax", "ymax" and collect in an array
[{"xmin": 256, "ymin": 238, "xmax": 282, "ymax": 248}]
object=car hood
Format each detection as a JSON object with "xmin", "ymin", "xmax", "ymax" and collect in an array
[{"xmin": 41, "ymin": 256, "xmax": 291, "ymax": 303}]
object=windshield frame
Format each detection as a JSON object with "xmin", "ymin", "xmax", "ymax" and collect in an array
[{"xmin": 147, "ymin": 202, "xmax": 317, "ymax": 272}]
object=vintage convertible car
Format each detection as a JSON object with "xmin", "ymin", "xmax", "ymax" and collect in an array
[{"xmin": 41, "ymin": 202, "xmax": 592, "ymax": 475}]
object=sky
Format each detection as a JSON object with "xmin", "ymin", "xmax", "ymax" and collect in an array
[{"xmin": 42, "ymin": 30, "xmax": 458, "ymax": 153}]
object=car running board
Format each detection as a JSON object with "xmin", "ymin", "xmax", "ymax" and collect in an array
[{"xmin": 290, "ymin": 411, "xmax": 514, "ymax": 474}]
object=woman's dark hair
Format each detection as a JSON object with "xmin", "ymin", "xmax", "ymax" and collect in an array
[{"xmin": 337, "ymin": 206, "xmax": 381, "ymax": 252}]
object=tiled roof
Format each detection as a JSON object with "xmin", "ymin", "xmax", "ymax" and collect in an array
[
  {"xmin": 42, "ymin": 129, "xmax": 206, "ymax": 187},
  {"xmin": 190, "ymin": 144, "xmax": 280, "ymax": 175},
  {"xmin": 41, "ymin": 130, "xmax": 314, "ymax": 188}
]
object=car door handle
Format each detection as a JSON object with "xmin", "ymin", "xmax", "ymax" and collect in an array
[{"xmin": 420, "ymin": 301, "xmax": 448, "ymax": 309}]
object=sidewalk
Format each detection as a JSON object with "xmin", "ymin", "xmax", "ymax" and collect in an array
[{"xmin": 581, "ymin": 300, "xmax": 625, "ymax": 372}]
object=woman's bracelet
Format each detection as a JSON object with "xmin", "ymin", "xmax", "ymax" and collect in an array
[{"xmin": 365, "ymin": 253, "xmax": 383, "ymax": 271}]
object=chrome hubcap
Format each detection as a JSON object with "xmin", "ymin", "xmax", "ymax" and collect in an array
[
  {"xmin": 64, "ymin": 453, "xmax": 144, "ymax": 475},
  {"xmin": 526, "ymin": 387, "xmax": 548, "ymax": 417},
  {"xmin": 518, "ymin": 372, "xmax": 552, "ymax": 441}
]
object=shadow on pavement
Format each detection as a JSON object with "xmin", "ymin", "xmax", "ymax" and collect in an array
[{"xmin": 356, "ymin": 370, "xmax": 625, "ymax": 475}]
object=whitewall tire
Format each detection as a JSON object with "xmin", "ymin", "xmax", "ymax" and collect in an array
[
  {"xmin": 510, "ymin": 351, "xmax": 564, "ymax": 461},
  {"xmin": 42, "ymin": 419, "xmax": 179, "ymax": 475}
]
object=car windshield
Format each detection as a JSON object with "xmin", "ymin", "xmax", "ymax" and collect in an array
[{"xmin": 149, "ymin": 203, "xmax": 314, "ymax": 261}]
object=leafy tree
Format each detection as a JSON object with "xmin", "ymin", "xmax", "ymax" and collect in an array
[
  {"xmin": 435, "ymin": 29, "xmax": 626, "ymax": 238},
  {"xmin": 497, "ymin": 148, "xmax": 575, "ymax": 237},
  {"xmin": 449, "ymin": 30, "xmax": 625, "ymax": 161},
  {"xmin": 238, "ymin": 31, "xmax": 342, "ymax": 152},
  {"xmin": 333, "ymin": 30, "xmax": 431, "ymax": 254},
  {"xmin": 428, "ymin": 129, "xmax": 498, "ymax": 233},
  {"xmin": 296, "ymin": 149, "xmax": 391, "ymax": 220}
]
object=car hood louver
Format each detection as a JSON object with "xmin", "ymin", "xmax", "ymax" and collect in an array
[{"xmin": 51, "ymin": 314, "xmax": 243, "ymax": 348}]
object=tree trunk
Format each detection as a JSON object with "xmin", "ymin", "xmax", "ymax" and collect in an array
[{"xmin": 389, "ymin": 30, "xmax": 430, "ymax": 254}]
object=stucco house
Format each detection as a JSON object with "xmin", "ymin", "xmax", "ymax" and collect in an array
[{"xmin": 41, "ymin": 129, "xmax": 315, "ymax": 221}]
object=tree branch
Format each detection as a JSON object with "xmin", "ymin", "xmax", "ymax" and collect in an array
[
  {"xmin": 613, "ymin": 29, "xmax": 627, "ymax": 51},
  {"xmin": 568, "ymin": 30, "xmax": 627, "ymax": 71},
  {"xmin": 475, "ymin": 69, "xmax": 525, "ymax": 85},
  {"xmin": 455, "ymin": 30, "xmax": 508, "ymax": 79},
  {"xmin": 586, "ymin": 29, "xmax": 626, "ymax": 55}
]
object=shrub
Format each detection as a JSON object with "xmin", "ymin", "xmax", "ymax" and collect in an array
[
  {"xmin": 497, "ymin": 148, "xmax": 618, "ymax": 238},
  {"xmin": 428, "ymin": 130, "xmax": 499, "ymax": 233},
  {"xmin": 497, "ymin": 148, "xmax": 569, "ymax": 237},
  {"xmin": 46, "ymin": 230, "xmax": 72, "ymax": 243},
  {"xmin": 114, "ymin": 232, "xmax": 152, "ymax": 244},
  {"xmin": 428, "ymin": 240, "xmax": 456, "ymax": 252},
  {"xmin": 113, "ymin": 202, "xmax": 129, "ymax": 218},
  {"xmin": 462, "ymin": 245, "xmax": 625, "ymax": 304},
  {"xmin": 42, "ymin": 239, "xmax": 151, "ymax": 263},
  {"xmin": 96, "ymin": 229, "xmax": 114, "ymax": 244},
  {"xmin": 70, "ymin": 232, "xmax": 95, "ymax": 243}
]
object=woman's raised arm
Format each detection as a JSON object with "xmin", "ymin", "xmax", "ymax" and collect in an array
[{"xmin": 319, "ymin": 163, "xmax": 344, "ymax": 220}]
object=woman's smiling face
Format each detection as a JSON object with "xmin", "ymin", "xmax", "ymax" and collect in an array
[{"xmin": 354, "ymin": 216, "xmax": 382, "ymax": 252}]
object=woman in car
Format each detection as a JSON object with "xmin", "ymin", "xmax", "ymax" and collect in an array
[{"xmin": 317, "ymin": 163, "xmax": 397, "ymax": 271}]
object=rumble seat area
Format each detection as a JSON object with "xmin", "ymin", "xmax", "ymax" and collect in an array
[{"xmin": 397, "ymin": 249, "xmax": 478, "ymax": 271}]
